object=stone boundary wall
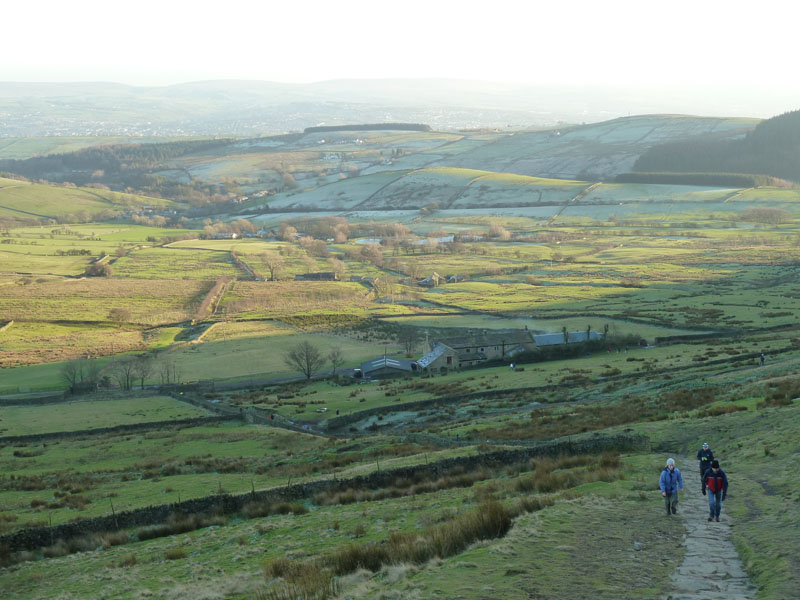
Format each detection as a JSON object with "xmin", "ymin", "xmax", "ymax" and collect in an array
[
  {"xmin": 0, "ymin": 416, "xmax": 237, "ymax": 446},
  {"xmin": 324, "ymin": 380, "xmax": 586, "ymax": 431},
  {"xmin": 0, "ymin": 320, "xmax": 13, "ymax": 333},
  {"xmin": 0, "ymin": 393, "xmax": 67, "ymax": 407},
  {"xmin": 0, "ymin": 433, "xmax": 648, "ymax": 553},
  {"xmin": 324, "ymin": 346, "xmax": 795, "ymax": 432}
]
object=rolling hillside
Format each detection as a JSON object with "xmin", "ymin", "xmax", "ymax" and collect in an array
[
  {"xmin": 430, "ymin": 115, "xmax": 758, "ymax": 181},
  {"xmin": 0, "ymin": 177, "xmax": 175, "ymax": 221}
]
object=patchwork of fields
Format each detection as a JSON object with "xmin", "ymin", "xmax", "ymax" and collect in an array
[{"xmin": 2, "ymin": 116, "xmax": 800, "ymax": 599}]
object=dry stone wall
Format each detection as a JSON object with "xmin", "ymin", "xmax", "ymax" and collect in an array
[{"xmin": 0, "ymin": 432, "xmax": 648, "ymax": 553}]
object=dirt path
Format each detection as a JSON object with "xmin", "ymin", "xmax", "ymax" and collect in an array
[{"xmin": 662, "ymin": 464, "xmax": 757, "ymax": 600}]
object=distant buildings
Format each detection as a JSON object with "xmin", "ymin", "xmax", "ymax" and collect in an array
[{"xmin": 294, "ymin": 272, "xmax": 338, "ymax": 281}]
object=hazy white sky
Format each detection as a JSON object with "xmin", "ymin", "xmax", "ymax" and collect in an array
[{"xmin": 3, "ymin": 0, "xmax": 799, "ymax": 88}]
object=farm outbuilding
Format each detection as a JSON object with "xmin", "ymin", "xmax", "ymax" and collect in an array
[
  {"xmin": 355, "ymin": 355, "xmax": 419, "ymax": 379},
  {"xmin": 533, "ymin": 331, "xmax": 603, "ymax": 347}
]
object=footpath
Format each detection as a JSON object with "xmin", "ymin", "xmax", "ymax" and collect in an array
[{"xmin": 662, "ymin": 463, "xmax": 757, "ymax": 600}]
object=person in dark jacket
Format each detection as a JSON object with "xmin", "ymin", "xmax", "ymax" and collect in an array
[
  {"xmin": 702, "ymin": 459, "xmax": 729, "ymax": 522},
  {"xmin": 697, "ymin": 442, "xmax": 715, "ymax": 475},
  {"xmin": 659, "ymin": 458, "xmax": 684, "ymax": 516}
]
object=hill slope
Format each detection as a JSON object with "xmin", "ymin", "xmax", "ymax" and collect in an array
[
  {"xmin": 432, "ymin": 115, "xmax": 757, "ymax": 181},
  {"xmin": 634, "ymin": 109, "xmax": 800, "ymax": 182}
]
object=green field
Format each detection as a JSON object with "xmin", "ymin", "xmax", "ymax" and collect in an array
[
  {"xmin": 0, "ymin": 177, "xmax": 174, "ymax": 220},
  {"xmin": 0, "ymin": 395, "xmax": 209, "ymax": 436}
]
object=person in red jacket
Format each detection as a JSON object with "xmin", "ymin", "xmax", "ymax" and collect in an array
[{"xmin": 702, "ymin": 459, "xmax": 729, "ymax": 522}]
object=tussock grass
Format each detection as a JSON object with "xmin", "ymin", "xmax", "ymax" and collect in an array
[
  {"xmin": 117, "ymin": 552, "xmax": 137, "ymax": 567},
  {"xmin": 313, "ymin": 468, "xmax": 490, "ymax": 507},
  {"xmin": 259, "ymin": 558, "xmax": 339, "ymax": 600},
  {"xmin": 164, "ymin": 546, "xmax": 188, "ymax": 560},
  {"xmin": 242, "ymin": 501, "xmax": 308, "ymax": 519},
  {"xmin": 513, "ymin": 452, "xmax": 622, "ymax": 493},
  {"xmin": 137, "ymin": 513, "xmax": 227, "ymax": 541}
]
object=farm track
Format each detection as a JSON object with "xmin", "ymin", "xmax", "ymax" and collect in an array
[{"xmin": 661, "ymin": 457, "xmax": 757, "ymax": 600}]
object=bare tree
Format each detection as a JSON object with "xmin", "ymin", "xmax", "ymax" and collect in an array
[
  {"xmin": 281, "ymin": 172, "xmax": 297, "ymax": 191},
  {"xmin": 328, "ymin": 346, "xmax": 344, "ymax": 376},
  {"xmin": 327, "ymin": 257, "xmax": 346, "ymax": 280},
  {"xmin": 405, "ymin": 260, "xmax": 423, "ymax": 281},
  {"xmin": 301, "ymin": 256, "xmax": 318, "ymax": 273},
  {"xmin": 133, "ymin": 355, "xmax": 154, "ymax": 389},
  {"xmin": 159, "ymin": 358, "xmax": 181, "ymax": 384},
  {"xmin": 373, "ymin": 276, "xmax": 398, "ymax": 302},
  {"xmin": 261, "ymin": 251, "xmax": 286, "ymax": 281},
  {"xmin": 422, "ymin": 238, "xmax": 439, "ymax": 254},
  {"xmin": 111, "ymin": 357, "xmax": 136, "ymax": 390},
  {"xmin": 398, "ymin": 328, "xmax": 422, "ymax": 357},
  {"xmin": 85, "ymin": 359, "xmax": 103, "ymax": 385},
  {"xmin": 284, "ymin": 341, "xmax": 326, "ymax": 380},
  {"xmin": 60, "ymin": 360, "xmax": 84, "ymax": 390},
  {"xmin": 279, "ymin": 223, "xmax": 298, "ymax": 242}
]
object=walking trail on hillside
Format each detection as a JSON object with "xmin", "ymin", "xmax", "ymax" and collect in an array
[{"xmin": 662, "ymin": 461, "xmax": 757, "ymax": 600}]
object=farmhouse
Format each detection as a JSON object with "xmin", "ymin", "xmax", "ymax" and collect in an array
[
  {"xmin": 416, "ymin": 342, "xmax": 460, "ymax": 371},
  {"xmin": 418, "ymin": 272, "xmax": 444, "ymax": 287},
  {"xmin": 355, "ymin": 355, "xmax": 418, "ymax": 379},
  {"xmin": 428, "ymin": 329, "xmax": 536, "ymax": 368},
  {"xmin": 294, "ymin": 272, "xmax": 339, "ymax": 281}
]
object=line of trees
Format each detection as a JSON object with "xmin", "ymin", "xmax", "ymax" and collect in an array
[{"xmin": 60, "ymin": 354, "xmax": 182, "ymax": 392}]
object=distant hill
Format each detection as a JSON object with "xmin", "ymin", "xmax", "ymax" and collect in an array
[
  {"xmin": 0, "ymin": 139, "xmax": 236, "ymax": 205},
  {"xmin": 429, "ymin": 115, "xmax": 757, "ymax": 181},
  {"xmin": 633, "ymin": 109, "xmax": 800, "ymax": 183},
  {"xmin": 0, "ymin": 79, "xmax": 793, "ymax": 137}
]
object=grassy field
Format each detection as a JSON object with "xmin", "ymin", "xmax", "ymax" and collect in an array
[
  {"xmin": 0, "ymin": 395, "xmax": 209, "ymax": 436},
  {"xmin": 0, "ymin": 440, "xmax": 684, "ymax": 600},
  {"xmin": 0, "ymin": 322, "xmax": 146, "ymax": 368},
  {"xmin": 112, "ymin": 247, "xmax": 243, "ymax": 280},
  {"xmin": 162, "ymin": 327, "xmax": 389, "ymax": 383},
  {"xmin": 0, "ymin": 278, "xmax": 208, "ymax": 325},
  {"xmin": 0, "ymin": 177, "xmax": 174, "ymax": 219}
]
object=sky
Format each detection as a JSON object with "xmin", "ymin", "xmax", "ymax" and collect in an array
[{"xmin": 3, "ymin": 0, "xmax": 800, "ymax": 91}]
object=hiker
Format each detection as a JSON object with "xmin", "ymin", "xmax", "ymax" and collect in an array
[
  {"xmin": 697, "ymin": 442, "xmax": 715, "ymax": 476},
  {"xmin": 760, "ymin": 352, "xmax": 765, "ymax": 366},
  {"xmin": 702, "ymin": 459, "xmax": 729, "ymax": 522},
  {"xmin": 659, "ymin": 458, "xmax": 684, "ymax": 516}
]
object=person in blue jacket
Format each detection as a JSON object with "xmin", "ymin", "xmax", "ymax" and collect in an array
[
  {"xmin": 659, "ymin": 457, "xmax": 684, "ymax": 516},
  {"xmin": 702, "ymin": 459, "xmax": 729, "ymax": 522}
]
